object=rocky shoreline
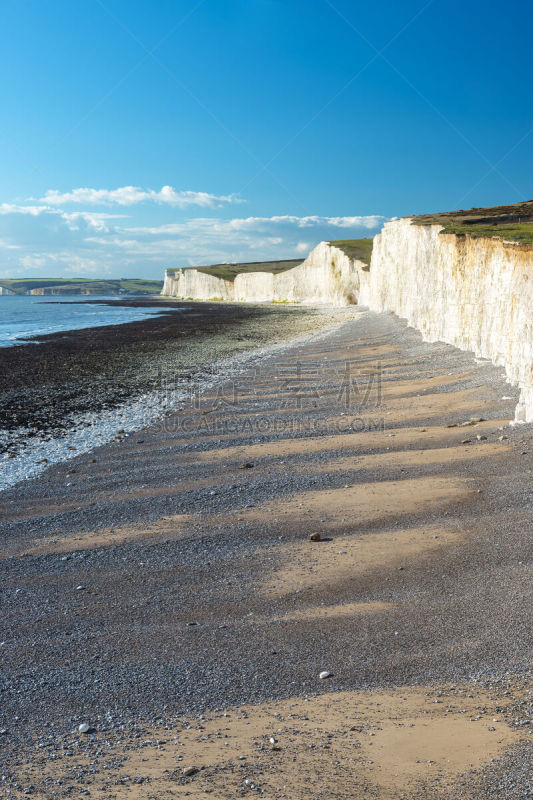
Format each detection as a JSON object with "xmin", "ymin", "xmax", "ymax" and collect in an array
[{"xmin": 0, "ymin": 299, "xmax": 350, "ymax": 486}]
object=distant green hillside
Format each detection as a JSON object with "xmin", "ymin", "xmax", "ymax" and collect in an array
[
  {"xmin": 167, "ymin": 259, "xmax": 305, "ymax": 283},
  {"xmin": 327, "ymin": 238, "xmax": 373, "ymax": 267},
  {"xmin": 412, "ymin": 200, "xmax": 533, "ymax": 244},
  {"xmin": 0, "ymin": 278, "xmax": 163, "ymax": 295}
]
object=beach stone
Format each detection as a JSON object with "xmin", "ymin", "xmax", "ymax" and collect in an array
[
  {"xmin": 240, "ymin": 462, "xmax": 254, "ymax": 469},
  {"xmin": 309, "ymin": 533, "xmax": 321, "ymax": 542},
  {"xmin": 78, "ymin": 723, "xmax": 90, "ymax": 734},
  {"xmin": 183, "ymin": 767, "xmax": 197, "ymax": 777},
  {"xmin": 319, "ymin": 671, "xmax": 331, "ymax": 679}
]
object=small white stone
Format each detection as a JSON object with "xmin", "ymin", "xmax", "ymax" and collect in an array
[
  {"xmin": 319, "ymin": 671, "xmax": 331, "ymax": 680},
  {"xmin": 78, "ymin": 723, "xmax": 90, "ymax": 734}
]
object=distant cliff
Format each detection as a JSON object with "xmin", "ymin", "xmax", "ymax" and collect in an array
[
  {"xmin": 162, "ymin": 269, "xmax": 234, "ymax": 301},
  {"xmin": 162, "ymin": 244, "xmax": 370, "ymax": 306},
  {"xmin": 162, "ymin": 202, "xmax": 533, "ymax": 422},
  {"xmin": 0, "ymin": 279, "xmax": 163, "ymax": 296}
]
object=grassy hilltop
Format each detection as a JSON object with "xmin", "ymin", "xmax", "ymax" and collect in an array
[
  {"xmin": 0, "ymin": 278, "xmax": 163, "ymax": 295},
  {"xmin": 326, "ymin": 237, "xmax": 373, "ymax": 266},
  {"xmin": 412, "ymin": 200, "xmax": 533, "ymax": 244},
  {"xmin": 167, "ymin": 258, "xmax": 305, "ymax": 283}
]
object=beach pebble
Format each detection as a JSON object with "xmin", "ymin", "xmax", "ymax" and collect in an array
[
  {"xmin": 76, "ymin": 585, "xmax": 85, "ymax": 591},
  {"xmin": 78, "ymin": 723, "xmax": 90, "ymax": 734},
  {"xmin": 309, "ymin": 533, "xmax": 321, "ymax": 542},
  {"xmin": 183, "ymin": 767, "xmax": 197, "ymax": 777},
  {"xmin": 319, "ymin": 670, "xmax": 331, "ymax": 679}
]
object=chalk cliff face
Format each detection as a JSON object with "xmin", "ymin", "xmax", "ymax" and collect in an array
[
  {"xmin": 273, "ymin": 242, "xmax": 367, "ymax": 305},
  {"xmin": 162, "ymin": 221, "xmax": 533, "ymax": 421},
  {"xmin": 162, "ymin": 268, "xmax": 233, "ymax": 301},
  {"xmin": 365, "ymin": 218, "xmax": 533, "ymax": 422},
  {"xmin": 234, "ymin": 271, "xmax": 274, "ymax": 302},
  {"xmin": 163, "ymin": 243, "xmax": 369, "ymax": 306}
]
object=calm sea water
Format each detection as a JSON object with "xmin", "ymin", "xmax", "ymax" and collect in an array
[{"xmin": 0, "ymin": 295, "xmax": 166, "ymax": 347}]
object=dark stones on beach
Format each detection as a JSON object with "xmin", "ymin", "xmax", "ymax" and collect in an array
[{"xmin": 182, "ymin": 767, "xmax": 197, "ymax": 777}]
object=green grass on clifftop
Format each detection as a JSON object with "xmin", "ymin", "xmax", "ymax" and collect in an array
[
  {"xmin": 412, "ymin": 200, "xmax": 533, "ymax": 245},
  {"xmin": 327, "ymin": 238, "xmax": 374, "ymax": 266},
  {"xmin": 168, "ymin": 259, "xmax": 305, "ymax": 283}
]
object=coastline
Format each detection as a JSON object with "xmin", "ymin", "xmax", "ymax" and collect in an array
[
  {"xmin": 0, "ymin": 299, "xmax": 357, "ymax": 490},
  {"xmin": 2, "ymin": 304, "xmax": 532, "ymax": 798}
]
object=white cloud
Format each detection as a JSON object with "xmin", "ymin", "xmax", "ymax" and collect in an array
[
  {"xmin": 0, "ymin": 203, "xmax": 387, "ymax": 278},
  {"xmin": 38, "ymin": 185, "xmax": 242, "ymax": 208},
  {"xmin": 0, "ymin": 203, "xmax": 53, "ymax": 216}
]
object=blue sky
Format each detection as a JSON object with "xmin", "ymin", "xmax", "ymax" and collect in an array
[{"xmin": 1, "ymin": 0, "xmax": 532, "ymax": 278}]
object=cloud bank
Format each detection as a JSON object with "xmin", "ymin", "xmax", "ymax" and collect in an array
[
  {"xmin": 38, "ymin": 185, "xmax": 242, "ymax": 208},
  {"xmin": 0, "ymin": 188, "xmax": 387, "ymax": 279}
]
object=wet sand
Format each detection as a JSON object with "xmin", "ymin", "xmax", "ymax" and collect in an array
[{"xmin": 1, "ymin": 307, "xmax": 533, "ymax": 798}]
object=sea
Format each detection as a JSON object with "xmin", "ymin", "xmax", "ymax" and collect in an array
[{"xmin": 0, "ymin": 294, "xmax": 166, "ymax": 347}]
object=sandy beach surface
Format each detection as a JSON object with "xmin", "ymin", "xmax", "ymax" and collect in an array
[{"xmin": 1, "ymin": 305, "xmax": 533, "ymax": 798}]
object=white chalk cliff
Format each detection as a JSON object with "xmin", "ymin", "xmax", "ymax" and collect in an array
[
  {"xmin": 162, "ymin": 268, "xmax": 233, "ymax": 301},
  {"xmin": 364, "ymin": 218, "xmax": 533, "ymax": 423},
  {"xmin": 162, "ymin": 243, "xmax": 369, "ymax": 306},
  {"xmin": 162, "ymin": 220, "xmax": 533, "ymax": 421}
]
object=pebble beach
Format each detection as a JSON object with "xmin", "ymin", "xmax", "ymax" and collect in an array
[{"xmin": 1, "ymin": 301, "xmax": 533, "ymax": 798}]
